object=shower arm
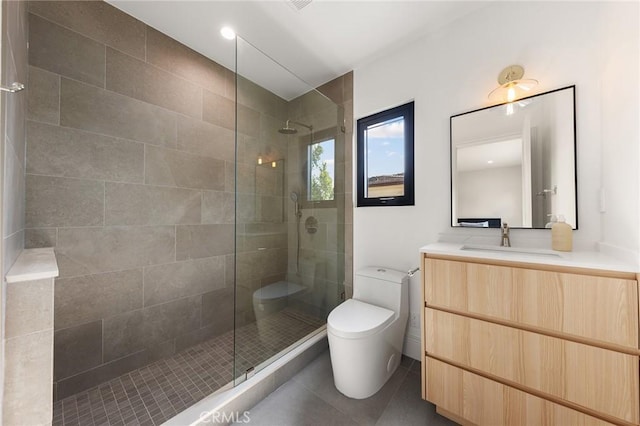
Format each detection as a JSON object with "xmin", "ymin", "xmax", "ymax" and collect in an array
[{"xmin": 288, "ymin": 120, "xmax": 313, "ymax": 131}]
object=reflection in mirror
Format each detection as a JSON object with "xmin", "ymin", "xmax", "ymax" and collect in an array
[{"xmin": 451, "ymin": 86, "xmax": 576, "ymax": 229}]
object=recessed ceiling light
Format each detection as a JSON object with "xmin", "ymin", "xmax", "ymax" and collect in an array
[
  {"xmin": 487, "ymin": 160, "xmax": 494, "ymax": 164},
  {"xmin": 220, "ymin": 26, "xmax": 236, "ymax": 40}
]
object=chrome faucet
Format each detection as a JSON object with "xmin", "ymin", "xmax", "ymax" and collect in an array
[{"xmin": 500, "ymin": 223, "xmax": 511, "ymax": 247}]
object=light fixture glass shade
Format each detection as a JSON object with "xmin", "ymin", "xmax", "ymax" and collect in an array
[{"xmin": 488, "ymin": 65, "xmax": 538, "ymax": 102}]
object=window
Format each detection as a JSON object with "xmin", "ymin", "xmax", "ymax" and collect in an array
[
  {"xmin": 357, "ymin": 101, "xmax": 414, "ymax": 207},
  {"xmin": 307, "ymin": 138, "xmax": 335, "ymax": 202}
]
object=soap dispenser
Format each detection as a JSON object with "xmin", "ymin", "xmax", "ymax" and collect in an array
[
  {"xmin": 551, "ymin": 214, "xmax": 572, "ymax": 251},
  {"xmin": 545, "ymin": 214, "xmax": 557, "ymax": 229}
]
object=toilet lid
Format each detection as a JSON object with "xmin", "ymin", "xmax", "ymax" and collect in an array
[{"xmin": 327, "ymin": 299, "xmax": 395, "ymax": 339}]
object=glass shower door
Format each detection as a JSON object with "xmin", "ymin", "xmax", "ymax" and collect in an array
[{"xmin": 233, "ymin": 36, "xmax": 345, "ymax": 383}]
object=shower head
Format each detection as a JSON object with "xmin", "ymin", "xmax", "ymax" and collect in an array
[
  {"xmin": 290, "ymin": 191, "xmax": 299, "ymax": 202},
  {"xmin": 278, "ymin": 123, "xmax": 298, "ymax": 135},
  {"xmin": 278, "ymin": 120, "xmax": 312, "ymax": 135}
]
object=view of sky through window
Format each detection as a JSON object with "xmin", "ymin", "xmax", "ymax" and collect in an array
[{"xmin": 365, "ymin": 117, "xmax": 405, "ymax": 178}]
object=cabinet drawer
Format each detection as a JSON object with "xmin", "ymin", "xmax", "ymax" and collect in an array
[
  {"xmin": 424, "ymin": 258, "xmax": 639, "ymax": 350},
  {"xmin": 425, "ymin": 357, "xmax": 615, "ymax": 426},
  {"xmin": 425, "ymin": 309, "xmax": 640, "ymax": 424}
]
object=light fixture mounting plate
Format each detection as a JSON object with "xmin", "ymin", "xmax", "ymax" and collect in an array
[{"xmin": 498, "ymin": 65, "xmax": 525, "ymax": 84}]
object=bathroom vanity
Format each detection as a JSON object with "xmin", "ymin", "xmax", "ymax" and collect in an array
[{"xmin": 420, "ymin": 243, "xmax": 640, "ymax": 426}]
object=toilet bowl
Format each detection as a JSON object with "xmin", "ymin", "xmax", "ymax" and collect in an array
[{"xmin": 327, "ymin": 266, "xmax": 408, "ymax": 399}]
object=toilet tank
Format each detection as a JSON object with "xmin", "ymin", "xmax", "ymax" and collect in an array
[{"xmin": 353, "ymin": 267, "xmax": 408, "ymax": 313}]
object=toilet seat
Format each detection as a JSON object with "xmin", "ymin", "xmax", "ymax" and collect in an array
[{"xmin": 327, "ymin": 299, "xmax": 394, "ymax": 339}]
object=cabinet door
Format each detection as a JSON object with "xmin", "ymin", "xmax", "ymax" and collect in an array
[
  {"xmin": 425, "ymin": 258, "xmax": 639, "ymax": 350},
  {"xmin": 426, "ymin": 357, "xmax": 615, "ymax": 426},
  {"xmin": 425, "ymin": 309, "xmax": 640, "ymax": 424}
]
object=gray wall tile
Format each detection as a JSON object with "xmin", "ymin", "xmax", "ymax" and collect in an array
[
  {"xmin": 202, "ymin": 90, "xmax": 235, "ymax": 131},
  {"xmin": 5, "ymin": 65, "xmax": 27, "ymax": 165},
  {"xmin": 105, "ymin": 182, "xmax": 201, "ymax": 226},
  {"xmin": 60, "ymin": 78, "xmax": 177, "ymax": 147},
  {"xmin": 25, "ymin": 228, "xmax": 57, "ymax": 249},
  {"xmin": 28, "ymin": 1, "xmax": 146, "ymax": 60},
  {"xmin": 177, "ymin": 115, "xmax": 235, "ymax": 162},
  {"xmin": 145, "ymin": 145, "xmax": 225, "ymax": 190},
  {"xmin": 202, "ymin": 190, "xmax": 234, "ymax": 224},
  {"xmin": 26, "ymin": 120, "xmax": 144, "ymax": 183},
  {"xmin": 142, "ymin": 296, "xmax": 201, "ymax": 349},
  {"xmin": 3, "ymin": 330, "xmax": 53, "ymax": 426},
  {"xmin": 143, "ymin": 256, "xmax": 225, "ymax": 307},
  {"xmin": 55, "ymin": 338, "xmax": 175, "ymax": 400},
  {"xmin": 201, "ymin": 287, "xmax": 234, "ymax": 329},
  {"xmin": 3, "ymin": 142, "xmax": 26, "ymax": 237},
  {"xmin": 106, "ymin": 47, "xmax": 202, "ymax": 119},
  {"xmin": 5, "ymin": 278, "xmax": 53, "ymax": 339},
  {"xmin": 103, "ymin": 296, "xmax": 200, "ymax": 361},
  {"xmin": 3, "ymin": 230, "xmax": 24, "ymax": 277},
  {"xmin": 238, "ymin": 76, "xmax": 287, "ymax": 118},
  {"xmin": 173, "ymin": 324, "xmax": 220, "ymax": 353},
  {"xmin": 27, "ymin": 66, "xmax": 59, "ymax": 124},
  {"xmin": 29, "ymin": 13, "xmax": 105, "ymax": 87},
  {"xmin": 55, "ymin": 269, "xmax": 143, "ymax": 330},
  {"xmin": 26, "ymin": 174, "xmax": 104, "ymax": 228},
  {"xmin": 101, "ymin": 310, "xmax": 144, "ymax": 362},
  {"xmin": 6, "ymin": 0, "xmax": 28, "ymax": 80},
  {"xmin": 54, "ymin": 321, "xmax": 102, "ymax": 380},
  {"xmin": 146, "ymin": 26, "xmax": 228, "ymax": 94},
  {"xmin": 56, "ymin": 226, "xmax": 175, "ymax": 277},
  {"xmin": 176, "ymin": 224, "xmax": 234, "ymax": 260}
]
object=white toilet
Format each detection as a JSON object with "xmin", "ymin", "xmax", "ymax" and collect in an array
[{"xmin": 327, "ymin": 266, "xmax": 409, "ymax": 399}]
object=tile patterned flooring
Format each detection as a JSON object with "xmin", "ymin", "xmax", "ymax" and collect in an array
[
  {"xmin": 237, "ymin": 350, "xmax": 458, "ymax": 426},
  {"xmin": 53, "ymin": 308, "xmax": 323, "ymax": 426}
]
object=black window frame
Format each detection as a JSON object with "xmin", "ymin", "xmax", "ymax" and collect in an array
[{"xmin": 356, "ymin": 101, "xmax": 415, "ymax": 207}]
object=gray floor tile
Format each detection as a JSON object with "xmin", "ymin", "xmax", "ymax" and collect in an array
[
  {"xmin": 237, "ymin": 380, "xmax": 358, "ymax": 426},
  {"xmin": 54, "ymin": 307, "xmax": 322, "ymax": 426},
  {"xmin": 376, "ymin": 371, "xmax": 457, "ymax": 426},
  {"xmin": 292, "ymin": 351, "xmax": 409, "ymax": 425}
]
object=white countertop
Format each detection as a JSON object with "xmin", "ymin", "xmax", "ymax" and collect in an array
[
  {"xmin": 421, "ymin": 242, "xmax": 639, "ymax": 274},
  {"xmin": 5, "ymin": 248, "xmax": 59, "ymax": 283}
]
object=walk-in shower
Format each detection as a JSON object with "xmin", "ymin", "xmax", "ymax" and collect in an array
[{"xmin": 31, "ymin": 1, "xmax": 348, "ymax": 422}]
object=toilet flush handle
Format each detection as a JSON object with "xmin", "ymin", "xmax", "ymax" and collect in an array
[{"xmin": 407, "ymin": 267, "xmax": 419, "ymax": 277}]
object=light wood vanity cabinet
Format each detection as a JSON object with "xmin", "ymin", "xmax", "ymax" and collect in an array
[{"xmin": 421, "ymin": 253, "xmax": 640, "ymax": 426}]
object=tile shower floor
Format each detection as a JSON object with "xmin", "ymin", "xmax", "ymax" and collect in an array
[{"xmin": 52, "ymin": 308, "xmax": 324, "ymax": 426}]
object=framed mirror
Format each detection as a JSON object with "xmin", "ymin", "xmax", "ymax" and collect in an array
[{"xmin": 451, "ymin": 86, "xmax": 577, "ymax": 229}]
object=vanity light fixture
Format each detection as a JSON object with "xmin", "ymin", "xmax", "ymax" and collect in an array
[{"xmin": 488, "ymin": 65, "xmax": 538, "ymax": 103}]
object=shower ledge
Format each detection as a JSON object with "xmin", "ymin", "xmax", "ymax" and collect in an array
[{"xmin": 6, "ymin": 247, "xmax": 59, "ymax": 283}]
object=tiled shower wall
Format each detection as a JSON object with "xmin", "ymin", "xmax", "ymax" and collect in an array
[
  {"xmin": 1, "ymin": 0, "xmax": 29, "ymax": 420},
  {"xmin": 283, "ymin": 79, "xmax": 352, "ymax": 314},
  {"xmin": 25, "ymin": 0, "xmax": 353, "ymax": 403},
  {"xmin": 24, "ymin": 0, "xmax": 286, "ymax": 400}
]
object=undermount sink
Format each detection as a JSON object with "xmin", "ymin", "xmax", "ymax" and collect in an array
[{"xmin": 460, "ymin": 244, "xmax": 562, "ymax": 258}]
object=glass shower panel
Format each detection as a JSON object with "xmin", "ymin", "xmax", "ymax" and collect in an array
[{"xmin": 234, "ymin": 36, "xmax": 345, "ymax": 383}]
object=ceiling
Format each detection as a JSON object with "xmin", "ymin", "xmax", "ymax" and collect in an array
[
  {"xmin": 457, "ymin": 138, "xmax": 523, "ymax": 173},
  {"xmin": 107, "ymin": 0, "xmax": 490, "ymax": 100}
]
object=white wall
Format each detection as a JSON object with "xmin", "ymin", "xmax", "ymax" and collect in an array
[
  {"xmin": 353, "ymin": 1, "xmax": 639, "ymax": 359},
  {"xmin": 458, "ymin": 166, "xmax": 523, "ymax": 227}
]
